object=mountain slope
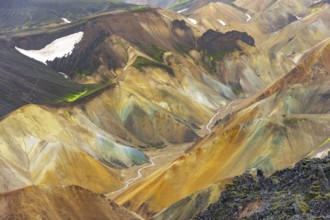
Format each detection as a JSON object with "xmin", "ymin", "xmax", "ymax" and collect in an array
[
  {"xmin": 123, "ymin": 0, "xmax": 237, "ymax": 13},
  {"xmin": 0, "ymin": 40, "xmax": 103, "ymax": 117},
  {"xmin": 114, "ymin": 39, "xmax": 330, "ymax": 218},
  {"xmin": 0, "ymin": 0, "xmax": 132, "ymax": 32},
  {"xmin": 0, "ymin": 185, "xmax": 141, "ymax": 219},
  {"xmin": 123, "ymin": 0, "xmax": 174, "ymax": 8},
  {"xmin": 0, "ymin": 9, "xmax": 209, "ymax": 147},
  {"xmin": 187, "ymin": 0, "xmax": 324, "ymax": 44},
  {"xmin": 185, "ymin": 2, "xmax": 248, "ymax": 33},
  {"xmin": 0, "ymin": 5, "xmax": 303, "ymax": 195},
  {"xmin": 260, "ymin": 4, "xmax": 330, "ymax": 63},
  {"xmin": 11, "ymin": 9, "xmax": 196, "ymax": 80},
  {"xmin": 0, "ymin": 103, "xmax": 152, "ymax": 193},
  {"xmin": 8, "ymin": 9, "xmax": 267, "ymax": 147},
  {"xmin": 0, "ymin": 1, "xmax": 329, "ymax": 219}
]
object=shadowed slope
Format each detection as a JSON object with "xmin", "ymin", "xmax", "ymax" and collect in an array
[
  {"xmin": 0, "ymin": 41, "xmax": 102, "ymax": 117},
  {"xmin": 0, "ymin": 0, "xmax": 131, "ymax": 32}
]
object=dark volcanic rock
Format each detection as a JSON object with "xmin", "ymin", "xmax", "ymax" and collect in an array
[
  {"xmin": 171, "ymin": 20, "xmax": 196, "ymax": 51},
  {"xmin": 198, "ymin": 30, "xmax": 255, "ymax": 57},
  {"xmin": 195, "ymin": 153, "xmax": 330, "ymax": 220}
]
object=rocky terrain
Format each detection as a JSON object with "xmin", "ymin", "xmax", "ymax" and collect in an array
[{"xmin": 196, "ymin": 153, "xmax": 330, "ymax": 219}]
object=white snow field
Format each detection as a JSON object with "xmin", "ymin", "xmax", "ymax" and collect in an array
[
  {"xmin": 15, "ymin": 32, "xmax": 84, "ymax": 65},
  {"xmin": 218, "ymin": 19, "xmax": 226, "ymax": 26},
  {"xmin": 188, "ymin": 18, "xmax": 198, "ymax": 24},
  {"xmin": 245, "ymin": 13, "xmax": 251, "ymax": 22},
  {"xmin": 61, "ymin": 18, "xmax": 72, "ymax": 24},
  {"xmin": 177, "ymin": 8, "xmax": 188, "ymax": 13}
]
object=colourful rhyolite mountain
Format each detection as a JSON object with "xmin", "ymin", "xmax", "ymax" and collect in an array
[{"xmin": 0, "ymin": 0, "xmax": 329, "ymax": 219}]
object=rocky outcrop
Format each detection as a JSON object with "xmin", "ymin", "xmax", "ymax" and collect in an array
[
  {"xmin": 198, "ymin": 30, "xmax": 254, "ymax": 60},
  {"xmin": 196, "ymin": 153, "xmax": 330, "ymax": 219},
  {"xmin": 171, "ymin": 20, "xmax": 196, "ymax": 51}
]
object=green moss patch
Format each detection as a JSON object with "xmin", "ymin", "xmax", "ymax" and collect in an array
[
  {"xmin": 283, "ymin": 118, "xmax": 305, "ymax": 125},
  {"xmin": 133, "ymin": 56, "xmax": 174, "ymax": 76},
  {"xmin": 145, "ymin": 45, "xmax": 166, "ymax": 63},
  {"xmin": 56, "ymin": 82, "xmax": 109, "ymax": 104}
]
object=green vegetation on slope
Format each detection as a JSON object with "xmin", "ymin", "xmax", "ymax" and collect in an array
[
  {"xmin": 133, "ymin": 56, "xmax": 174, "ymax": 76},
  {"xmin": 55, "ymin": 82, "xmax": 110, "ymax": 104},
  {"xmin": 145, "ymin": 45, "xmax": 166, "ymax": 62},
  {"xmin": 283, "ymin": 117, "xmax": 305, "ymax": 125}
]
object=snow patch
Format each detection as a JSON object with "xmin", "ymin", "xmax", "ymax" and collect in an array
[
  {"xmin": 245, "ymin": 13, "xmax": 251, "ymax": 22},
  {"xmin": 61, "ymin": 18, "xmax": 71, "ymax": 24},
  {"xmin": 314, "ymin": 0, "xmax": 322, "ymax": 4},
  {"xmin": 15, "ymin": 32, "xmax": 84, "ymax": 65},
  {"xmin": 177, "ymin": 8, "xmax": 188, "ymax": 13},
  {"xmin": 316, "ymin": 149, "xmax": 329, "ymax": 158},
  {"xmin": 58, "ymin": 72, "xmax": 70, "ymax": 79},
  {"xmin": 292, "ymin": 53, "xmax": 304, "ymax": 64},
  {"xmin": 218, "ymin": 19, "xmax": 226, "ymax": 26},
  {"xmin": 295, "ymin": 15, "xmax": 302, "ymax": 20},
  {"xmin": 188, "ymin": 18, "xmax": 197, "ymax": 25},
  {"xmin": 155, "ymin": 101, "xmax": 170, "ymax": 111}
]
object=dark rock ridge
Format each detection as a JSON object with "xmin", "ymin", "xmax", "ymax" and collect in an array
[
  {"xmin": 195, "ymin": 153, "xmax": 330, "ymax": 220},
  {"xmin": 198, "ymin": 30, "xmax": 255, "ymax": 58}
]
